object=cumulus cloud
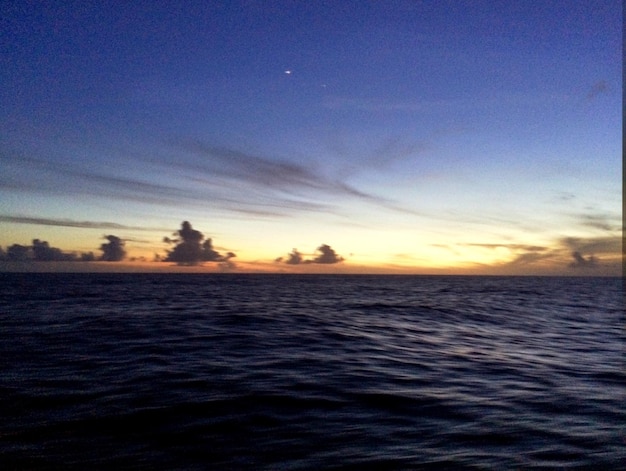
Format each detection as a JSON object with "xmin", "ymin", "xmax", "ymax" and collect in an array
[
  {"xmin": 277, "ymin": 249, "xmax": 303, "ymax": 265},
  {"xmin": 100, "ymin": 235, "xmax": 126, "ymax": 261},
  {"xmin": 310, "ymin": 244, "xmax": 344, "ymax": 264},
  {"xmin": 32, "ymin": 239, "xmax": 76, "ymax": 261},
  {"xmin": 277, "ymin": 244, "xmax": 344, "ymax": 265},
  {"xmin": 6, "ymin": 244, "xmax": 30, "ymax": 261},
  {"xmin": 164, "ymin": 221, "xmax": 236, "ymax": 266}
]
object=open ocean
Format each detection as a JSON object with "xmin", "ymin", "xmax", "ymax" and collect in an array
[{"xmin": 0, "ymin": 273, "xmax": 623, "ymax": 470}]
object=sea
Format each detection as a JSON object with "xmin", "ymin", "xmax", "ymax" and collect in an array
[{"xmin": 0, "ymin": 273, "xmax": 623, "ymax": 470}]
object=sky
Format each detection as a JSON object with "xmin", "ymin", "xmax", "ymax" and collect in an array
[{"xmin": 0, "ymin": 0, "xmax": 622, "ymax": 274}]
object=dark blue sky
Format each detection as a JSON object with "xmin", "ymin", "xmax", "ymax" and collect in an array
[{"xmin": 0, "ymin": 1, "xmax": 621, "ymax": 273}]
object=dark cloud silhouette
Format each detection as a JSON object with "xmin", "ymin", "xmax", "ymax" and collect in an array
[
  {"xmin": 569, "ymin": 251, "xmax": 597, "ymax": 269},
  {"xmin": 164, "ymin": 221, "xmax": 236, "ymax": 266},
  {"xmin": 279, "ymin": 249, "xmax": 304, "ymax": 265},
  {"xmin": 81, "ymin": 252, "xmax": 96, "ymax": 261},
  {"xmin": 6, "ymin": 244, "xmax": 30, "ymax": 261},
  {"xmin": 0, "ymin": 240, "xmax": 96, "ymax": 262},
  {"xmin": 32, "ymin": 239, "xmax": 76, "ymax": 261},
  {"xmin": 310, "ymin": 244, "xmax": 344, "ymax": 264},
  {"xmin": 277, "ymin": 244, "xmax": 344, "ymax": 265},
  {"xmin": 100, "ymin": 235, "xmax": 126, "ymax": 261}
]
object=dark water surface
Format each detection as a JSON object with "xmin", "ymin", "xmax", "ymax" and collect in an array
[{"xmin": 0, "ymin": 274, "xmax": 623, "ymax": 469}]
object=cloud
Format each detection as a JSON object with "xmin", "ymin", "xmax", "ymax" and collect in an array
[
  {"xmin": 561, "ymin": 236, "xmax": 621, "ymax": 255},
  {"xmin": 1, "ymin": 149, "xmax": 335, "ymax": 218},
  {"xmin": 5, "ymin": 244, "xmax": 30, "ymax": 261},
  {"xmin": 2, "ymin": 141, "xmax": 423, "ymax": 220},
  {"xmin": 164, "ymin": 221, "xmax": 236, "ymax": 266},
  {"xmin": 559, "ymin": 235, "xmax": 623, "ymax": 271},
  {"xmin": 275, "ymin": 249, "xmax": 304, "ymax": 265},
  {"xmin": 277, "ymin": 244, "xmax": 344, "ymax": 265},
  {"xmin": 171, "ymin": 141, "xmax": 389, "ymax": 201},
  {"xmin": 100, "ymin": 235, "xmax": 126, "ymax": 261},
  {"xmin": 0, "ymin": 239, "xmax": 95, "ymax": 262},
  {"xmin": 569, "ymin": 251, "xmax": 597, "ymax": 269},
  {"xmin": 463, "ymin": 242, "xmax": 556, "ymax": 267},
  {"xmin": 0, "ymin": 215, "xmax": 168, "ymax": 232},
  {"xmin": 32, "ymin": 239, "xmax": 76, "ymax": 261},
  {"xmin": 310, "ymin": 244, "xmax": 344, "ymax": 264},
  {"xmin": 576, "ymin": 213, "xmax": 619, "ymax": 232},
  {"xmin": 464, "ymin": 243, "xmax": 548, "ymax": 252},
  {"xmin": 506, "ymin": 251, "xmax": 555, "ymax": 266},
  {"xmin": 163, "ymin": 141, "xmax": 423, "ymax": 216}
]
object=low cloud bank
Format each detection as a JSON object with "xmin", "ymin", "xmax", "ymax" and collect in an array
[
  {"xmin": 276, "ymin": 244, "xmax": 344, "ymax": 265},
  {"xmin": 0, "ymin": 239, "xmax": 96, "ymax": 262}
]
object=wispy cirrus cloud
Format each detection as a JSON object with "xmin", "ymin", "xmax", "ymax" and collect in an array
[
  {"xmin": 158, "ymin": 140, "xmax": 422, "ymax": 215},
  {"xmin": 165, "ymin": 141, "xmax": 377, "ymax": 198},
  {"xmin": 0, "ymin": 215, "xmax": 168, "ymax": 231},
  {"xmin": 463, "ymin": 243, "xmax": 548, "ymax": 252},
  {"xmin": 1, "ymin": 139, "xmax": 425, "ymax": 220},
  {"xmin": 575, "ymin": 212, "xmax": 621, "ymax": 232},
  {"xmin": 560, "ymin": 236, "xmax": 621, "ymax": 255},
  {"xmin": 0, "ymin": 148, "xmax": 332, "ymax": 218},
  {"xmin": 461, "ymin": 243, "xmax": 557, "ymax": 267}
]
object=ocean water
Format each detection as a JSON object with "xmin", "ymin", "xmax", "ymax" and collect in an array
[{"xmin": 0, "ymin": 273, "xmax": 623, "ymax": 470}]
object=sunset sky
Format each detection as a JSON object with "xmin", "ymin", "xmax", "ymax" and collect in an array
[{"xmin": 0, "ymin": 1, "xmax": 621, "ymax": 274}]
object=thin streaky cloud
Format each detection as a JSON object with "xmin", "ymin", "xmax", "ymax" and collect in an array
[
  {"xmin": 0, "ymin": 215, "xmax": 170, "ymax": 232},
  {"xmin": 162, "ymin": 141, "xmax": 423, "ymax": 215},
  {"xmin": 576, "ymin": 212, "xmax": 620, "ymax": 232},
  {"xmin": 463, "ymin": 243, "xmax": 548, "ymax": 252},
  {"xmin": 2, "ymin": 144, "xmax": 426, "ymax": 220},
  {"xmin": 1, "ymin": 151, "xmax": 334, "ymax": 217},
  {"xmin": 560, "ymin": 236, "xmax": 621, "ymax": 255},
  {"xmin": 504, "ymin": 252, "xmax": 556, "ymax": 266},
  {"xmin": 169, "ymin": 141, "xmax": 367, "ymax": 195}
]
